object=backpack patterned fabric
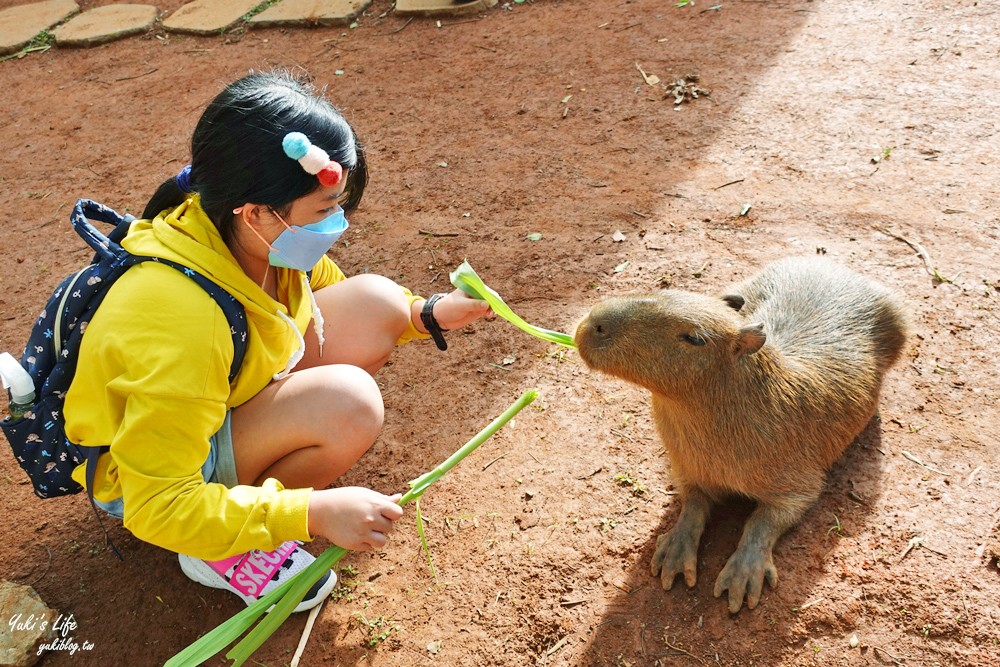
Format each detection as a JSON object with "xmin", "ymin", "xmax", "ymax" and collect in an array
[{"xmin": 1, "ymin": 199, "xmax": 247, "ymax": 499}]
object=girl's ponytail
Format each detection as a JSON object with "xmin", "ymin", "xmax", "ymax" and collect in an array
[{"xmin": 142, "ymin": 175, "xmax": 188, "ymax": 220}]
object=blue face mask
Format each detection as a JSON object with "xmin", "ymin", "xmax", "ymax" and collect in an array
[{"xmin": 268, "ymin": 207, "xmax": 349, "ymax": 271}]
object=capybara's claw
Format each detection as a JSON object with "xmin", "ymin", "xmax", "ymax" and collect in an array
[
  {"xmin": 713, "ymin": 547, "xmax": 779, "ymax": 613},
  {"xmin": 650, "ymin": 527, "xmax": 699, "ymax": 589}
]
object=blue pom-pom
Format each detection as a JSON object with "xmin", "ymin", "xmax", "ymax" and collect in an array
[{"xmin": 282, "ymin": 132, "xmax": 310, "ymax": 160}]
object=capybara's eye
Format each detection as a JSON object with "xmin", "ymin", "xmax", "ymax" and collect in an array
[{"xmin": 681, "ymin": 333, "xmax": 706, "ymax": 346}]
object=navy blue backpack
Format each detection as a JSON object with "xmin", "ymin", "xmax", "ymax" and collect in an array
[{"xmin": 1, "ymin": 199, "xmax": 248, "ymax": 504}]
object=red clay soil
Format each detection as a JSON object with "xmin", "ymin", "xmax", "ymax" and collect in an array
[{"xmin": 1, "ymin": 0, "xmax": 998, "ymax": 665}]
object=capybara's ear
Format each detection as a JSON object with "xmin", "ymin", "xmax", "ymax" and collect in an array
[
  {"xmin": 734, "ymin": 323, "xmax": 766, "ymax": 357},
  {"xmin": 722, "ymin": 294, "xmax": 745, "ymax": 311}
]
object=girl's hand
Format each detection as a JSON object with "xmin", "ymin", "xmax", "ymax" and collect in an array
[
  {"xmin": 427, "ymin": 289, "xmax": 494, "ymax": 332},
  {"xmin": 307, "ymin": 487, "xmax": 404, "ymax": 551}
]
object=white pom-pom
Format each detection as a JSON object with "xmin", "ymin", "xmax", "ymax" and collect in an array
[{"xmin": 299, "ymin": 145, "xmax": 330, "ymax": 175}]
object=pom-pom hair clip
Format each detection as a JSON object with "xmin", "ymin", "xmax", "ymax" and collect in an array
[{"xmin": 281, "ymin": 132, "xmax": 343, "ymax": 187}]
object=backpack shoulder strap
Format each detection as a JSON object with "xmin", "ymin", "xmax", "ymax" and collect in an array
[
  {"xmin": 139, "ymin": 257, "xmax": 248, "ymax": 384},
  {"xmin": 72, "ymin": 199, "xmax": 248, "ymax": 382}
]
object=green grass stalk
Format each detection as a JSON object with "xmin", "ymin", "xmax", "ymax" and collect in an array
[{"xmin": 167, "ymin": 389, "xmax": 538, "ymax": 667}]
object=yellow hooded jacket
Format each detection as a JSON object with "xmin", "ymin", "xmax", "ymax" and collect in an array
[{"xmin": 65, "ymin": 196, "xmax": 425, "ymax": 560}]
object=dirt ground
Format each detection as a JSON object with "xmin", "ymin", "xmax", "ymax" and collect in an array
[{"xmin": 1, "ymin": 0, "xmax": 998, "ymax": 665}]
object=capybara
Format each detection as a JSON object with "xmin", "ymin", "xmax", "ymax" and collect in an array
[{"xmin": 574, "ymin": 256, "xmax": 908, "ymax": 612}]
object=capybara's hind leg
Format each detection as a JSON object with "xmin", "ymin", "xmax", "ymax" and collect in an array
[
  {"xmin": 713, "ymin": 493, "xmax": 815, "ymax": 613},
  {"xmin": 651, "ymin": 489, "xmax": 712, "ymax": 589}
]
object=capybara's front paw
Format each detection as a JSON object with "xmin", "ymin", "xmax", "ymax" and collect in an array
[
  {"xmin": 713, "ymin": 545, "xmax": 778, "ymax": 613},
  {"xmin": 650, "ymin": 526, "xmax": 699, "ymax": 590}
]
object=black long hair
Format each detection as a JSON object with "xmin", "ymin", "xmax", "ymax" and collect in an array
[{"xmin": 142, "ymin": 70, "xmax": 368, "ymax": 245}]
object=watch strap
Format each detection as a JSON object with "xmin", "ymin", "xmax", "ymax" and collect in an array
[{"xmin": 421, "ymin": 293, "xmax": 448, "ymax": 351}]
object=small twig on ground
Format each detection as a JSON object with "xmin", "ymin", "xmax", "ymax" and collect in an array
[
  {"xmin": 713, "ymin": 178, "xmax": 745, "ymax": 190},
  {"xmin": 662, "ymin": 633, "xmax": 706, "ymax": 665},
  {"xmin": 289, "ymin": 599, "xmax": 324, "ymax": 667},
  {"xmin": 418, "ymin": 229, "xmax": 460, "ymax": 237},
  {"xmin": 876, "ymin": 226, "xmax": 953, "ymax": 284},
  {"xmin": 896, "ymin": 535, "xmax": 951, "ymax": 562},
  {"xmin": 872, "ymin": 645, "xmax": 903, "ymax": 665},
  {"xmin": 114, "ymin": 68, "xmax": 158, "ymax": 82},
  {"xmin": 614, "ymin": 22, "xmax": 642, "ymax": 32},
  {"xmin": 559, "ymin": 598, "xmax": 586, "ymax": 607},
  {"xmin": 27, "ymin": 546, "xmax": 53, "ymax": 587},
  {"xmin": 901, "ymin": 449, "xmax": 951, "ymax": 476},
  {"xmin": 481, "ymin": 452, "xmax": 507, "ymax": 470},
  {"xmin": 545, "ymin": 636, "xmax": 569, "ymax": 656},
  {"xmin": 390, "ymin": 17, "xmax": 414, "ymax": 34},
  {"xmin": 799, "ymin": 597, "xmax": 825, "ymax": 610}
]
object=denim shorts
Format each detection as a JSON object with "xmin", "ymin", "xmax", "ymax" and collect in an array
[{"xmin": 95, "ymin": 411, "xmax": 237, "ymax": 519}]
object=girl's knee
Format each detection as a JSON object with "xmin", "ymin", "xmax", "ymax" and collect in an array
[
  {"xmin": 311, "ymin": 365, "xmax": 384, "ymax": 444},
  {"xmin": 341, "ymin": 274, "xmax": 410, "ymax": 325}
]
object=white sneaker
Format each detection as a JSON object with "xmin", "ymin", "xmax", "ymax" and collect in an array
[{"xmin": 178, "ymin": 541, "xmax": 336, "ymax": 613}]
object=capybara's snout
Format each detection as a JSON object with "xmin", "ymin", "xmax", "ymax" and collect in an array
[{"xmin": 574, "ymin": 299, "xmax": 632, "ymax": 367}]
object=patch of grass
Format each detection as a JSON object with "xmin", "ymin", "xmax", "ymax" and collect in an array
[
  {"xmin": 0, "ymin": 31, "xmax": 55, "ymax": 63},
  {"xmin": 353, "ymin": 614, "xmax": 396, "ymax": 648},
  {"xmin": 223, "ymin": 0, "xmax": 284, "ymax": 36},
  {"xmin": 330, "ymin": 579, "xmax": 357, "ymax": 603},
  {"xmin": 613, "ymin": 471, "xmax": 648, "ymax": 497},
  {"xmin": 826, "ymin": 514, "xmax": 844, "ymax": 539}
]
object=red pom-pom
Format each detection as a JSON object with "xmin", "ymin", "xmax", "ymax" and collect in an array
[{"xmin": 317, "ymin": 162, "xmax": 343, "ymax": 187}]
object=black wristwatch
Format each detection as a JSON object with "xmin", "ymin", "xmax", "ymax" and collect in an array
[{"xmin": 420, "ymin": 293, "xmax": 449, "ymax": 351}]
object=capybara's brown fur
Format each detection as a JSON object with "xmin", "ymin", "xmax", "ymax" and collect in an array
[{"xmin": 574, "ymin": 256, "xmax": 908, "ymax": 612}]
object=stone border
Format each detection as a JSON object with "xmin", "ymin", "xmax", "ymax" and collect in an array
[
  {"xmin": 53, "ymin": 4, "xmax": 160, "ymax": 48},
  {"xmin": 0, "ymin": 0, "xmax": 498, "ymax": 59}
]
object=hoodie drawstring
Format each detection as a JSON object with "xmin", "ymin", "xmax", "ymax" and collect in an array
[
  {"xmin": 273, "ymin": 310, "xmax": 305, "ymax": 381},
  {"xmin": 272, "ymin": 282, "xmax": 326, "ymax": 381},
  {"xmin": 307, "ymin": 284, "xmax": 325, "ymax": 358}
]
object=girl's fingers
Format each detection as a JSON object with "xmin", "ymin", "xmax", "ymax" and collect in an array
[{"xmin": 382, "ymin": 502, "xmax": 404, "ymax": 520}]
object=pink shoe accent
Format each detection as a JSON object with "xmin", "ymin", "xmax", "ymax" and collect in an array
[{"xmin": 203, "ymin": 541, "xmax": 298, "ymax": 599}]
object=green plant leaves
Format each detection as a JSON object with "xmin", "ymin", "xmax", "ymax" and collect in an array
[
  {"xmin": 449, "ymin": 261, "xmax": 576, "ymax": 348},
  {"xmin": 167, "ymin": 389, "xmax": 538, "ymax": 667}
]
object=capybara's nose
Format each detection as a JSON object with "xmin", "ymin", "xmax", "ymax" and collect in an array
[{"xmin": 574, "ymin": 311, "xmax": 612, "ymax": 349}]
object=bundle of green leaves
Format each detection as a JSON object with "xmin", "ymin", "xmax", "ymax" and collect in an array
[{"xmin": 167, "ymin": 389, "xmax": 539, "ymax": 667}]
